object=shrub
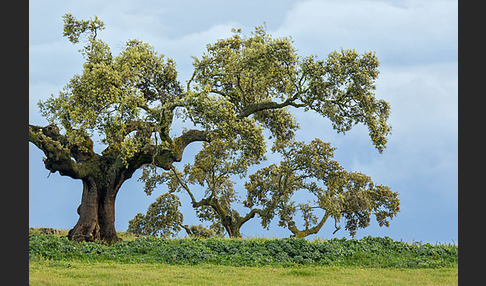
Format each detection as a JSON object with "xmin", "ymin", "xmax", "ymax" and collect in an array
[{"xmin": 29, "ymin": 232, "xmax": 458, "ymax": 268}]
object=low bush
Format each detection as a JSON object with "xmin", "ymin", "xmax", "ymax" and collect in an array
[{"xmin": 29, "ymin": 233, "xmax": 457, "ymax": 268}]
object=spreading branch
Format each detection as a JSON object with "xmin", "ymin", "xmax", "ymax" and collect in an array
[
  {"xmin": 29, "ymin": 124, "xmax": 98, "ymax": 179},
  {"xmin": 237, "ymin": 96, "xmax": 305, "ymax": 119},
  {"xmin": 287, "ymin": 212, "xmax": 331, "ymax": 238}
]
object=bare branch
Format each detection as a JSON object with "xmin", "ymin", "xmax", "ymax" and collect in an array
[{"xmin": 170, "ymin": 166, "xmax": 197, "ymax": 205}]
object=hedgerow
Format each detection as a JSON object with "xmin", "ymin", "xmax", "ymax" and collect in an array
[{"xmin": 29, "ymin": 234, "xmax": 457, "ymax": 268}]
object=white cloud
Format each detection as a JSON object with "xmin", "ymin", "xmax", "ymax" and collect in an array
[
  {"xmin": 379, "ymin": 63, "xmax": 458, "ymax": 134},
  {"xmin": 29, "ymin": 41, "xmax": 82, "ymax": 84},
  {"xmin": 290, "ymin": 59, "xmax": 458, "ymax": 213},
  {"xmin": 346, "ymin": 62, "xmax": 458, "ymax": 203},
  {"xmin": 147, "ymin": 24, "xmax": 239, "ymax": 82},
  {"xmin": 28, "ymin": 0, "xmax": 457, "ymax": 242},
  {"xmin": 275, "ymin": 0, "xmax": 457, "ymax": 65}
]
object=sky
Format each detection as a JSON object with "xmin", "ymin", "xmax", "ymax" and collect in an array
[{"xmin": 29, "ymin": 0, "xmax": 458, "ymax": 243}]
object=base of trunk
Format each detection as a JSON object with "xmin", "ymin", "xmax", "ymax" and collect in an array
[
  {"xmin": 67, "ymin": 222, "xmax": 121, "ymax": 244},
  {"xmin": 67, "ymin": 222, "xmax": 101, "ymax": 242},
  {"xmin": 67, "ymin": 177, "xmax": 123, "ymax": 244}
]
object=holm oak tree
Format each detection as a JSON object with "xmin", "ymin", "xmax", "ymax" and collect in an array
[{"xmin": 30, "ymin": 14, "xmax": 395, "ymax": 243}]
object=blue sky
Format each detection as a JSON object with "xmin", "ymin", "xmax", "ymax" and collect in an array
[{"xmin": 29, "ymin": 0, "xmax": 457, "ymax": 243}]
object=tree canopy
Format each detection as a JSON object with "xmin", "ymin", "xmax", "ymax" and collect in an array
[
  {"xmin": 130, "ymin": 138, "xmax": 399, "ymax": 238},
  {"xmin": 30, "ymin": 14, "xmax": 397, "ymax": 242},
  {"xmin": 128, "ymin": 24, "xmax": 397, "ymax": 238},
  {"xmin": 245, "ymin": 138, "xmax": 399, "ymax": 238}
]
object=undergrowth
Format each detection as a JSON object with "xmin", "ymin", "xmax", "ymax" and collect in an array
[{"xmin": 29, "ymin": 231, "xmax": 457, "ymax": 268}]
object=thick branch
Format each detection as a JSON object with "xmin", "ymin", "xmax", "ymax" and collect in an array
[
  {"xmin": 123, "ymin": 129, "xmax": 211, "ymax": 171},
  {"xmin": 172, "ymin": 129, "xmax": 211, "ymax": 161},
  {"xmin": 192, "ymin": 197, "xmax": 213, "ymax": 209},
  {"xmin": 238, "ymin": 97, "xmax": 305, "ymax": 119},
  {"xmin": 288, "ymin": 212, "xmax": 330, "ymax": 238},
  {"xmin": 238, "ymin": 208, "xmax": 264, "ymax": 228},
  {"xmin": 180, "ymin": 224, "xmax": 193, "ymax": 237},
  {"xmin": 29, "ymin": 124, "xmax": 98, "ymax": 179}
]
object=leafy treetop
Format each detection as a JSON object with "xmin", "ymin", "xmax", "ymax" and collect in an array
[{"xmin": 31, "ymin": 14, "xmax": 395, "ymax": 241}]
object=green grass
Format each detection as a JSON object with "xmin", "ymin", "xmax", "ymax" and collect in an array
[
  {"xmin": 29, "ymin": 260, "xmax": 458, "ymax": 285},
  {"xmin": 29, "ymin": 229, "xmax": 458, "ymax": 285},
  {"xmin": 28, "ymin": 227, "xmax": 140, "ymax": 241}
]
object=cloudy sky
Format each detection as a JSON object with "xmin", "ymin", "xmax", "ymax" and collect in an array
[{"xmin": 29, "ymin": 0, "xmax": 457, "ymax": 243}]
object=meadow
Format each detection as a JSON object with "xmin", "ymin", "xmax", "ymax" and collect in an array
[{"xmin": 29, "ymin": 228, "xmax": 458, "ymax": 285}]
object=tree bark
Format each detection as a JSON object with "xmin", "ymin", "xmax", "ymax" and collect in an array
[
  {"xmin": 68, "ymin": 178, "xmax": 102, "ymax": 242},
  {"xmin": 30, "ymin": 123, "xmax": 209, "ymax": 243},
  {"xmin": 67, "ymin": 167, "xmax": 132, "ymax": 244},
  {"xmin": 221, "ymin": 215, "xmax": 241, "ymax": 238},
  {"xmin": 180, "ymin": 178, "xmax": 264, "ymax": 239},
  {"xmin": 221, "ymin": 208, "xmax": 263, "ymax": 238},
  {"xmin": 30, "ymin": 124, "xmax": 143, "ymax": 243},
  {"xmin": 287, "ymin": 212, "xmax": 330, "ymax": 238}
]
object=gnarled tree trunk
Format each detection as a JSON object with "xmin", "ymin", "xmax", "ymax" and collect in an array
[
  {"xmin": 68, "ymin": 178, "xmax": 102, "ymax": 242},
  {"xmin": 29, "ymin": 124, "xmax": 208, "ymax": 243},
  {"xmin": 67, "ymin": 174, "xmax": 126, "ymax": 244}
]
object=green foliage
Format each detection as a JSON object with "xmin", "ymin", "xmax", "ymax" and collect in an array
[
  {"xmin": 62, "ymin": 13, "xmax": 105, "ymax": 44},
  {"xmin": 134, "ymin": 135, "xmax": 398, "ymax": 240},
  {"xmin": 127, "ymin": 193, "xmax": 184, "ymax": 237},
  {"xmin": 37, "ymin": 14, "xmax": 392, "ymax": 174},
  {"xmin": 29, "ymin": 233, "xmax": 457, "ymax": 268},
  {"xmin": 129, "ymin": 25, "xmax": 396, "ymax": 239},
  {"xmin": 186, "ymin": 224, "xmax": 221, "ymax": 239},
  {"xmin": 39, "ymin": 14, "xmax": 183, "ymax": 166},
  {"xmin": 187, "ymin": 26, "xmax": 390, "ymax": 153},
  {"xmin": 245, "ymin": 139, "xmax": 399, "ymax": 238},
  {"xmin": 33, "ymin": 14, "xmax": 397, "ymax": 243}
]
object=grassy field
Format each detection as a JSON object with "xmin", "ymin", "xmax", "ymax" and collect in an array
[
  {"xmin": 30, "ymin": 260, "xmax": 458, "ymax": 286},
  {"xmin": 29, "ymin": 228, "xmax": 458, "ymax": 285}
]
